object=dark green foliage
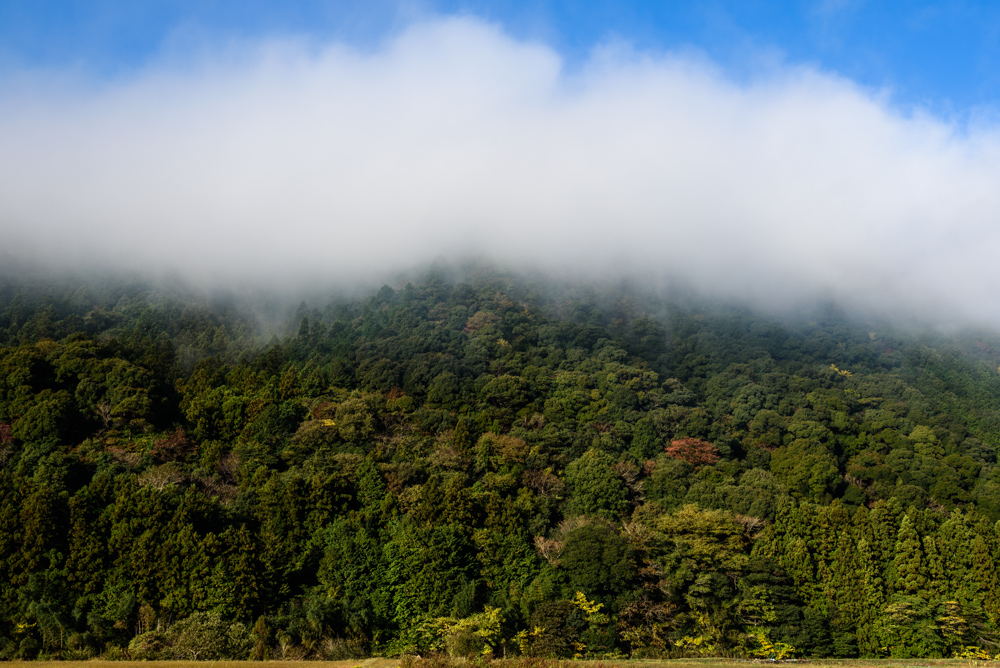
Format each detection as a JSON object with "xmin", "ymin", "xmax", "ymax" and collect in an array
[
  {"xmin": 564, "ymin": 449, "xmax": 631, "ymax": 519},
  {"xmin": 559, "ymin": 523, "xmax": 638, "ymax": 610},
  {"xmin": 525, "ymin": 600, "xmax": 586, "ymax": 657},
  {"xmin": 2, "ymin": 267, "xmax": 1000, "ymax": 658}
]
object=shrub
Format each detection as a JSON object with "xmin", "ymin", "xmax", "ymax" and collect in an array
[
  {"xmin": 319, "ymin": 637, "xmax": 368, "ymax": 660},
  {"xmin": 163, "ymin": 611, "xmax": 252, "ymax": 660},
  {"xmin": 100, "ymin": 644, "xmax": 129, "ymax": 661},
  {"xmin": 445, "ymin": 628, "xmax": 486, "ymax": 657},
  {"xmin": 128, "ymin": 630, "xmax": 168, "ymax": 660}
]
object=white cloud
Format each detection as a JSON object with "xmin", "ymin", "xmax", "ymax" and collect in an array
[{"xmin": 2, "ymin": 16, "xmax": 1000, "ymax": 322}]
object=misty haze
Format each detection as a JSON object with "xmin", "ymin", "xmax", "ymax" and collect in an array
[{"xmin": 3, "ymin": 17, "xmax": 1000, "ymax": 324}]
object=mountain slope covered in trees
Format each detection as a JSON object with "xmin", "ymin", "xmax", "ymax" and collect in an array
[{"xmin": 2, "ymin": 267, "xmax": 1000, "ymax": 660}]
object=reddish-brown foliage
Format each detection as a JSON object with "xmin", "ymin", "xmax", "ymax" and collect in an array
[
  {"xmin": 311, "ymin": 401, "xmax": 334, "ymax": 419},
  {"xmin": 0, "ymin": 422, "xmax": 12, "ymax": 446},
  {"xmin": 665, "ymin": 437, "xmax": 720, "ymax": 468},
  {"xmin": 151, "ymin": 428, "xmax": 197, "ymax": 463}
]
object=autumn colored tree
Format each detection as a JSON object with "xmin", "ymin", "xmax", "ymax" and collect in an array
[{"xmin": 665, "ymin": 437, "xmax": 720, "ymax": 468}]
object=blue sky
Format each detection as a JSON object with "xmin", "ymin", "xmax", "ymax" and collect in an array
[{"xmin": 3, "ymin": 1, "xmax": 1000, "ymax": 116}]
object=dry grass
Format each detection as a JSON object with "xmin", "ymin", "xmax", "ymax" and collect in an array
[
  {"xmin": 582, "ymin": 661, "xmax": 1000, "ymax": 668},
  {"xmin": 3, "ymin": 662, "xmax": 399, "ymax": 668},
  {"xmin": 6, "ymin": 660, "xmax": 1000, "ymax": 668},
  {"xmin": 580, "ymin": 661, "xmax": 1000, "ymax": 668}
]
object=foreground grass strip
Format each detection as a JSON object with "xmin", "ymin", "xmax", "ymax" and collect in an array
[
  {"xmin": 3, "ymin": 662, "xmax": 400, "ymax": 668},
  {"xmin": 6, "ymin": 661, "xmax": 1000, "ymax": 668}
]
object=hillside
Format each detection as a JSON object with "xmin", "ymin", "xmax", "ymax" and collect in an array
[{"xmin": 1, "ymin": 268, "xmax": 999, "ymax": 660}]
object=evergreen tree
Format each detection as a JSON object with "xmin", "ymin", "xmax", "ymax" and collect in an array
[{"xmin": 891, "ymin": 515, "xmax": 929, "ymax": 597}]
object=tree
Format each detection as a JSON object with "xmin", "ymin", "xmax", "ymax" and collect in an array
[
  {"xmin": 890, "ymin": 515, "xmax": 928, "ymax": 597},
  {"xmin": 560, "ymin": 523, "xmax": 638, "ymax": 611},
  {"xmin": 665, "ymin": 437, "xmax": 720, "ymax": 468},
  {"xmin": 652, "ymin": 505, "xmax": 751, "ymax": 649},
  {"xmin": 164, "ymin": 611, "xmax": 252, "ymax": 660},
  {"xmin": 564, "ymin": 449, "xmax": 631, "ymax": 519}
]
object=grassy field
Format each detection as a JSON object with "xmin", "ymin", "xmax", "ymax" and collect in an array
[
  {"xmin": 0, "ymin": 662, "xmax": 400, "ymax": 668},
  {"xmin": 4, "ymin": 659, "xmax": 1000, "ymax": 668}
]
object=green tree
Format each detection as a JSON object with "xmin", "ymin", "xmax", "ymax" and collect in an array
[{"xmin": 564, "ymin": 449, "xmax": 630, "ymax": 519}]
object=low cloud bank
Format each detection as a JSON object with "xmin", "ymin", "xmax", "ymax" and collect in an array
[{"xmin": 2, "ymin": 17, "xmax": 1000, "ymax": 323}]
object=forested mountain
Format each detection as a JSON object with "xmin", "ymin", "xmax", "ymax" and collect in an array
[{"xmin": 2, "ymin": 267, "xmax": 1000, "ymax": 660}]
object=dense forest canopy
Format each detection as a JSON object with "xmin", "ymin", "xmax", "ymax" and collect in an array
[{"xmin": 2, "ymin": 265, "xmax": 1000, "ymax": 660}]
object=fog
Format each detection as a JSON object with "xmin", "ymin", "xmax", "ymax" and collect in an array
[{"xmin": 2, "ymin": 16, "xmax": 1000, "ymax": 324}]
